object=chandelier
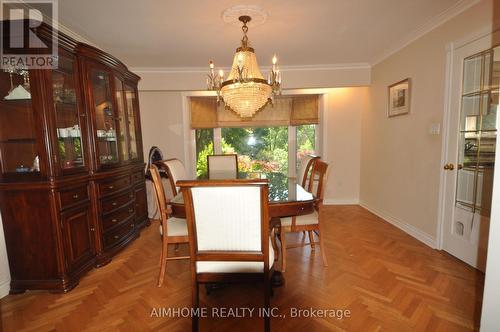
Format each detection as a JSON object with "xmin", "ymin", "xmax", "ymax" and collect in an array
[{"xmin": 207, "ymin": 15, "xmax": 281, "ymax": 118}]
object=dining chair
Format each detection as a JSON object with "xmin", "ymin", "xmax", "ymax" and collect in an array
[
  {"xmin": 297, "ymin": 154, "xmax": 319, "ymax": 190},
  {"xmin": 278, "ymin": 160, "xmax": 329, "ymax": 272},
  {"xmin": 178, "ymin": 179, "xmax": 274, "ymax": 332},
  {"xmin": 207, "ymin": 154, "xmax": 238, "ymax": 179},
  {"xmin": 161, "ymin": 158, "xmax": 188, "ymax": 196},
  {"xmin": 150, "ymin": 164, "xmax": 189, "ymax": 287}
]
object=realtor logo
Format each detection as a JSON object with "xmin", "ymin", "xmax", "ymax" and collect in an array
[{"xmin": 0, "ymin": 0, "xmax": 58, "ymax": 69}]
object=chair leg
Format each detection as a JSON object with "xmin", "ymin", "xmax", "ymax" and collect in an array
[
  {"xmin": 157, "ymin": 236, "xmax": 169, "ymax": 287},
  {"xmin": 318, "ymin": 227, "xmax": 328, "ymax": 267},
  {"xmin": 308, "ymin": 231, "xmax": 315, "ymax": 250},
  {"xmin": 264, "ymin": 278, "xmax": 271, "ymax": 332},
  {"xmin": 192, "ymin": 282, "xmax": 199, "ymax": 332},
  {"xmin": 280, "ymin": 230, "xmax": 287, "ymax": 272}
]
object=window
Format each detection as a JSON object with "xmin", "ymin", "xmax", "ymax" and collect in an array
[
  {"xmin": 191, "ymin": 94, "xmax": 320, "ymax": 178},
  {"xmin": 196, "ymin": 125, "xmax": 317, "ymax": 178},
  {"xmin": 296, "ymin": 124, "xmax": 317, "ymax": 173},
  {"xmin": 222, "ymin": 127, "xmax": 289, "ymax": 174},
  {"xmin": 195, "ymin": 129, "xmax": 214, "ymax": 178}
]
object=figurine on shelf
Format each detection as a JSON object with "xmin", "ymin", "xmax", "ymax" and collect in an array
[{"xmin": 32, "ymin": 155, "xmax": 40, "ymax": 172}]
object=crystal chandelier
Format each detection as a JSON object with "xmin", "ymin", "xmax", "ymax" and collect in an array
[{"xmin": 207, "ymin": 15, "xmax": 281, "ymax": 118}]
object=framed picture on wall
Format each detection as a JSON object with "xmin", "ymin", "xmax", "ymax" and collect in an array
[{"xmin": 388, "ymin": 78, "xmax": 411, "ymax": 117}]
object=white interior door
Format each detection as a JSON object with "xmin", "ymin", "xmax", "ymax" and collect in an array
[{"xmin": 442, "ymin": 37, "xmax": 499, "ymax": 272}]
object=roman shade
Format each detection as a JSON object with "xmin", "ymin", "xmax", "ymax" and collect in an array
[{"xmin": 190, "ymin": 95, "xmax": 319, "ymax": 128}]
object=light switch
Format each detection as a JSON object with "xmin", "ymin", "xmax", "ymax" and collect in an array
[{"xmin": 429, "ymin": 123, "xmax": 441, "ymax": 135}]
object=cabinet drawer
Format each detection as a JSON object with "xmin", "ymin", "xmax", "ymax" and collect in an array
[
  {"xmin": 102, "ymin": 203, "xmax": 135, "ymax": 231},
  {"xmin": 58, "ymin": 185, "xmax": 89, "ymax": 210},
  {"xmin": 101, "ymin": 190, "xmax": 134, "ymax": 215},
  {"xmin": 98, "ymin": 176, "xmax": 131, "ymax": 197},
  {"xmin": 103, "ymin": 220, "xmax": 135, "ymax": 248},
  {"xmin": 132, "ymin": 171, "xmax": 144, "ymax": 184}
]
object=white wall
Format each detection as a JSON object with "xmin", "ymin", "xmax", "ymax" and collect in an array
[
  {"xmin": 0, "ymin": 214, "xmax": 11, "ymax": 298},
  {"xmin": 139, "ymin": 91, "xmax": 186, "ymax": 164},
  {"xmin": 323, "ymin": 88, "xmax": 367, "ymax": 204},
  {"xmin": 360, "ymin": 0, "xmax": 495, "ymax": 245}
]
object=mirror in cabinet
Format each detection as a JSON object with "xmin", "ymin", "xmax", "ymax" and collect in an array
[
  {"xmin": 0, "ymin": 69, "xmax": 41, "ymax": 177},
  {"xmin": 89, "ymin": 68, "xmax": 119, "ymax": 166},
  {"xmin": 53, "ymin": 55, "xmax": 86, "ymax": 171},
  {"xmin": 124, "ymin": 83, "xmax": 139, "ymax": 159}
]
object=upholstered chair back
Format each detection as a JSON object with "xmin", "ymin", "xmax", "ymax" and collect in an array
[
  {"xmin": 178, "ymin": 179, "xmax": 271, "ymax": 274},
  {"xmin": 207, "ymin": 154, "xmax": 238, "ymax": 179},
  {"xmin": 162, "ymin": 159, "xmax": 188, "ymax": 196}
]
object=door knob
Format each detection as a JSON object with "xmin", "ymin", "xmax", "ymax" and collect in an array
[{"xmin": 444, "ymin": 163, "xmax": 455, "ymax": 170}]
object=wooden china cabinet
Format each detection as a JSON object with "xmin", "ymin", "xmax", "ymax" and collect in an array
[{"xmin": 0, "ymin": 22, "xmax": 149, "ymax": 292}]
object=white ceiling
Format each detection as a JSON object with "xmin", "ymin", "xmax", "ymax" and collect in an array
[{"xmin": 58, "ymin": 0, "xmax": 472, "ymax": 68}]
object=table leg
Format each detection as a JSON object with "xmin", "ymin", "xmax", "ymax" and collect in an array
[{"xmin": 270, "ymin": 218, "xmax": 285, "ymax": 287}]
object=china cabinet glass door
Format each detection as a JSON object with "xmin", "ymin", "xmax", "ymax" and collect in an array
[
  {"xmin": 0, "ymin": 69, "xmax": 40, "ymax": 176},
  {"xmin": 114, "ymin": 77, "xmax": 129, "ymax": 162},
  {"xmin": 124, "ymin": 83, "xmax": 139, "ymax": 159},
  {"xmin": 53, "ymin": 55, "xmax": 85, "ymax": 171},
  {"xmin": 90, "ymin": 69, "xmax": 119, "ymax": 166}
]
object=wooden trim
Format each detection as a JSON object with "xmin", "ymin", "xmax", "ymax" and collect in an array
[{"xmin": 301, "ymin": 155, "xmax": 320, "ymax": 188}]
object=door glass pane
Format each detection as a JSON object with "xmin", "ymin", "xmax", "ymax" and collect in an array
[
  {"xmin": 462, "ymin": 55, "xmax": 483, "ymax": 95},
  {"xmin": 455, "ymin": 48, "xmax": 498, "ymax": 218},
  {"xmin": 114, "ymin": 78, "xmax": 129, "ymax": 161},
  {"xmin": 483, "ymin": 51, "xmax": 492, "ymax": 90},
  {"xmin": 124, "ymin": 84, "xmax": 138, "ymax": 159},
  {"xmin": 483, "ymin": 90, "xmax": 498, "ymax": 131},
  {"xmin": 221, "ymin": 127, "xmax": 288, "ymax": 176},
  {"xmin": 0, "ymin": 69, "xmax": 39, "ymax": 174},
  {"xmin": 53, "ymin": 56, "xmax": 84, "ymax": 170},
  {"xmin": 90, "ymin": 69, "xmax": 118, "ymax": 165},
  {"xmin": 460, "ymin": 94, "xmax": 486, "ymax": 131},
  {"xmin": 195, "ymin": 129, "xmax": 214, "ymax": 178}
]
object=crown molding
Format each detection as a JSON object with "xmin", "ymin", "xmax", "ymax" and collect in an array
[
  {"xmin": 370, "ymin": 0, "xmax": 481, "ymax": 66},
  {"xmin": 130, "ymin": 62, "xmax": 371, "ymax": 74}
]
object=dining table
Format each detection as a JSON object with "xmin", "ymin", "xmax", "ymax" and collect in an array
[{"xmin": 169, "ymin": 171, "xmax": 317, "ymax": 286}]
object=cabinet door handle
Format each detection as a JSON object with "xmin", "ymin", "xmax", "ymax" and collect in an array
[
  {"xmin": 108, "ymin": 185, "xmax": 114, "ymax": 190},
  {"xmin": 112, "ymin": 219, "xmax": 118, "ymax": 223},
  {"xmin": 114, "ymin": 235, "xmax": 119, "ymax": 239},
  {"xmin": 112, "ymin": 202, "xmax": 117, "ymax": 206},
  {"xmin": 129, "ymin": 194, "xmax": 134, "ymax": 199},
  {"xmin": 130, "ymin": 224, "xmax": 134, "ymax": 228},
  {"xmin": 128, "ymin": 208, "xmax": 133, "ymax": 213},
  {"xmin": 90, "ymin": 226, "xmax": 95, "ymax": 232},
  {"xmin": 73, "ymin": 194, "xmax": 79, "ymax": 199}
]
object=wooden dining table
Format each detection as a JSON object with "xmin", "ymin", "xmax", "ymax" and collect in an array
[{"xmin": 169, "ymin": 172, "xmax": 317, "ymax": 286}]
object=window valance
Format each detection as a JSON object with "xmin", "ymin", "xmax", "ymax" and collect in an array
[{"xmin": 190, "ymin": 95, "xmax": 319, "ymax": 129}]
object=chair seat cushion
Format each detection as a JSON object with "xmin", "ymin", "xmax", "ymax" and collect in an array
[
  {"xmin": 159, "ymin": 217, "xmax": 188, "ymax": 237},
  {"xmin": 281, "ymin": 211, "xmax": 319, "ymax": 227},
  {"xmin": 196, "ymin": 238, "xmax": 275, "ymax": 274}
]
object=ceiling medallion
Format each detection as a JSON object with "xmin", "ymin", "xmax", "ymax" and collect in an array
[{"xmin": 206, "ymin": 14, "xmax": 281, "ymax": 118}]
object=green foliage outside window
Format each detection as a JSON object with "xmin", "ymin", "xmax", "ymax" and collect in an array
[{"xmin": 196, "ymin": 125, "xmax": 316, "ymax": 178}]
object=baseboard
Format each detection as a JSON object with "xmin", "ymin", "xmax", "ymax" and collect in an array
[
  {"xmin": 359, "ymin": 201, "xmax": 437, "ymax": 249},
  {"xmin": 323, "ymin": 199, "xmax": 359, "ymax": 205},
  {"xmin": 0, "ymin": 279, "xmax": 10, "ymax": 299}
]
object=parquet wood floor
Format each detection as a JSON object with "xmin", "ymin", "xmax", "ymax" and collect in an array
[{"xmin": 0, "ymin": 206, "xmax": 484, "ymax": 331}]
